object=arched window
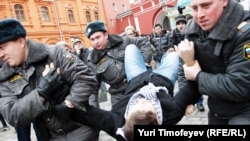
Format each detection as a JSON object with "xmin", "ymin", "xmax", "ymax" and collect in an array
[
  {"xmin": 14, "ymin": 4, "xmax": 26, "ymax": 21},
  {"xmin": 41, "ymin": 6, "xmax": 51, "ymax": 22},
  {"xmin": 94, "ymin": 12, "xmax": 99, "ymax": 20},
  {"xmin": 86, "ymin": 11, "xmax": 91, "ymax": 23},
  {"xmin": 68, "ymin": 10, "xmax": 75, "ymax": 23}
]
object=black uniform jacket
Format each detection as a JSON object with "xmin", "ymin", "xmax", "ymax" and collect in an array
[
  {"xmin": 179, "ymin": 0, "xmax": 250, "ymax": 117},
  {"xmin": 72, "ymin": 70, "xmax": 200, "ymax": 140}
]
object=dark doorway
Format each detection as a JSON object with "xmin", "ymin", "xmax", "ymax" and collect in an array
[{"xmin": 163, "ymin": 17, "xmax": 171, "ymax": 31}]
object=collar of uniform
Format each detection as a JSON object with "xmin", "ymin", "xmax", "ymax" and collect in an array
[{"xmin": 25, "ymin": 39, "xmax": 48, "ymax": 65}]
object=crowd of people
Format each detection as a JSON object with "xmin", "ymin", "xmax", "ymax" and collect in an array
[{"xmin": 0, "ymin": 0, "xmax": 250, "ymax": 141}]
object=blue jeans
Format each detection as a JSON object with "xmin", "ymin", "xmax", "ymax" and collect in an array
[{"xmin": 125, "ymin": 44, "xmax": 179, "ymax": 85}]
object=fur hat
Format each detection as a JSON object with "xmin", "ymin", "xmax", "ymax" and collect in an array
[
  {"xmin": 85, "ymin": 21, "xmax": 106, "ymax": 38},
  {"xmin": 0, "ymin": 18, "xmax": 26, "ymax": 44},
  {"xmin": 175, "ymin": 15, "xmax": 187, "ymax": 25}
]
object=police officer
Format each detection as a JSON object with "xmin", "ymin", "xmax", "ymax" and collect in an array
[
  {"xmin": 0, "ymin": 18, "xmax": 99, "ymax": 140},
  {"xmin": 85, "ymin": 20, "xmax": 153, "ymax": 106},
  {"xmin": 175, "ymin": 0, "xmax": 250, "ymax": 124}
]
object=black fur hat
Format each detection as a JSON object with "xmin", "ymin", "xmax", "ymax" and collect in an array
[
  {"xmin": 0, "ymin": 18, "xmax": 26, "ymax": 44},
  {"xmin": 85, "ymin": 20, "xmax": 106, "ymax": 38}
]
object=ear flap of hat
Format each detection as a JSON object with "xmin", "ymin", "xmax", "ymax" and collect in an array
[
  {"xmin": 85, "ymin": 21, "xmax": 107, "ymax": 38},
  {"xmin": 0, "ymin": 18, "xmax": 26, "ymax": 44}
]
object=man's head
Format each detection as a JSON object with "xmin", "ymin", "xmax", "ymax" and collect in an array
[
  {"xmin": 125, "ymin": 25, "xmax": 138, "ymax": 38},
  {"xmin": 72, "ymin": 38, "xmax": 84, "ymax": 51},
  {"xmin": 85, "ymin": 21, "xmax": 108, "ymax": 50},
  {"xmin": 0, "ymin": 18, "xmax": 27, "ymax": 66},
  {"xmin": 154, "ymin": 24, "xmax": 163, "ymax": 36},
  {"xmin": 175, "ymin": 14, "xmax": 187, "ymax": 25},
  {"xmin": 56, "ymin": 41, "xmax": 72, "ymax": 52},
  {"xmin": 124, "ymin": 98, "xmax": 159, "ymax": 141},
  {"xmin": 175, "ymin": 15, "xmax": 187, "ymax": 32},
  {"xmin": 190, "ymin": 0, "xmax": 229, "ymax": 31}
]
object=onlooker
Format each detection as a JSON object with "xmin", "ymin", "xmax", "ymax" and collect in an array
[
  {"xmin": 0, "ymin": 18, "xmax": 99, "ymax": 140},
  {"xmin": 175, "ymin": 0, "xmax": 250, "ymax": 124},
  {"xmin": 169, "ymin": 14, "xmax": 186, "ymax": 47},
  {"xmin": 124, "ymin": 25, "xmax": 139, "ymax": 38},
  {"xmin": 85, "ymin": 20, "xmax": 153, "ymax": 106},
  {"xmin": 71, "ymin": 38, "xmax": 89, "ymax": 64},
  {"xmin": 150, "ymin": 24, "xmax": 171, "ymax": 66}
]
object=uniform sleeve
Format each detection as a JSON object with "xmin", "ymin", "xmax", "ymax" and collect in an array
[
  {"xmin": 49, "ymin": 46, "xmax": 99, "ymax": 111},
  {"xmin": 158, "ymin": 81, "xmax": 200, "ymax": 124},
  {"xmin": 72, "ymin": 105, "xmax": 124, "ymax": 137},
  {"xmin": 0, "ymin": 88, "xmax": 49, "ymax": 127},
  {"xmin": 198, "ymin": 32, "xmax": 250, "ymax": 102}
]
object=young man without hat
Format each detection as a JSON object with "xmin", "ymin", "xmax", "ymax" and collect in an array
[
  {"xmin": 84, "ymin": 20, "xmax": 153, "ymax": 106},
  {"xmin": 0, "ymin": 18, "xmax": 100, "ymax": 141},
  {"xmin": 150, "ymin": 23, "xmax": 172, "ymax": 69}
]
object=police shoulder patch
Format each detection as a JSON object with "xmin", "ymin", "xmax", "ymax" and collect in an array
[
  {"xmin": 243, "ymin": 43, "xmax": 250, "ymax": 60},
  {"xmin": 62, "ymin": 51, "xmax": 76, "ymax": 62}
]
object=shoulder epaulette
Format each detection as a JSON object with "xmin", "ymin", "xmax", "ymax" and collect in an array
[{"xmin": 237, "ymin": 21, "xmax": 250, "ymax": 32}]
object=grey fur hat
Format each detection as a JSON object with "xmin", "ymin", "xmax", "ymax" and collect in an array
[
  {"xmin": 85, "ymin": 20, "xmax": 106, "ymax": 38},
  {"xmin": 0, "ymin": 18, "xmax": 26, "ymax": 44}
]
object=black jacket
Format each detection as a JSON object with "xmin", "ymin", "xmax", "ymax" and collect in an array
[
  {"xmin": 179, "ymin": 0, "xmax": 250, "ymax": 117},
  {"xmin": 72, "ymin": 70, "xmax": 195, "ymax": 140}
]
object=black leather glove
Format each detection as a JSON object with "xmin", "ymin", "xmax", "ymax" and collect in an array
[
  {"xmin": 37, "ymin": 68, "xmax": 62, "ymax": 100},
  {"xmin": 52, "ymin": 102, "xmax": 72, "ymax": 122},
  {"xmin": 51, "ymin": 78, "xmax": 70, "ymax": 104}
]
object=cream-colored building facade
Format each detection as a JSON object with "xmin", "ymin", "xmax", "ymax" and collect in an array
[{"xmin": 0, "ymin": 0, "xmax": 106, "ymax": 47}]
